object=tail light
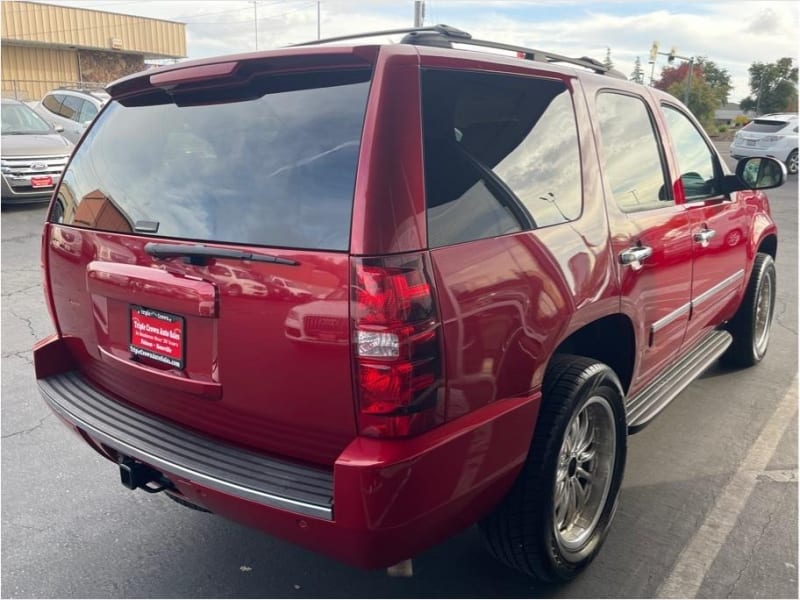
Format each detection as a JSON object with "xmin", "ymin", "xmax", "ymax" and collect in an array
[{"xmin": 351, "ymin": 252, "xmax": 444, "ymax": 438}]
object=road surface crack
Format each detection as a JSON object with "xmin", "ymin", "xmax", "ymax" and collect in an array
[
  {"xmin": 2, "ymin": 413, "xmax": 52, "ymax": 440},
  {"xmin": 725, "ymin": 505, "xmax": 776, "ymax": 597}
]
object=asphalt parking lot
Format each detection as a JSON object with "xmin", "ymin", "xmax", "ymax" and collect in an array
[{"xmin": 1, "ymin": 143, "xmax": 797, "ymax": 598}]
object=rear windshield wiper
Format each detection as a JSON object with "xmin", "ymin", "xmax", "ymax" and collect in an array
[{"xmin": 144, "ymin": 242, "xmax": 298, "ymax": 266}]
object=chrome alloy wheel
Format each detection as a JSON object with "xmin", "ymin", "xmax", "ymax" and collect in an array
[
  {"xmin": 753, "ymin": 266, "xmax": 775, "ymax": 357},
  {"xmin": 553, "ymin": 395, "xmax": 616, "ymax": 556}
]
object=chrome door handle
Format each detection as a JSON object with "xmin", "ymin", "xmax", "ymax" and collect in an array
[
  {"xmin": 694, "ymin": 228, "xmax": 716, "ymax": 247},
  {"xmin": 619, "ymin": 245, "xmax": 653, "ymax": 270}
]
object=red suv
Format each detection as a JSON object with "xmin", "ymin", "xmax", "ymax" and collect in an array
[{"xmin": 35, "ymin": 25, "xmax": 784, "ymax": 582}]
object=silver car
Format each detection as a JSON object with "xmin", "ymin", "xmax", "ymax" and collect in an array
[
  {"xmin": 1, "ymin": 98, "xmax": 74, "ymax": 205},
  {"xmin": 731, "ymin": 113, "xmax": 798, "ymax": 175},
  {"xmin": 32, "ymin": 88, "xmax": 110, "ymax": 144}
]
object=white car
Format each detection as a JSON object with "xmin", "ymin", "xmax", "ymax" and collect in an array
[
  {"xmin": 731, "ymin": 113, "xmax": 798, "ymax": 175},
  {"xmin": 32, "ymin": 88, "xmax": 110, "ymax": 144}
]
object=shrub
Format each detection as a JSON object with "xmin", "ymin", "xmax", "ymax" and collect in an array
[{"xmin": 734, "ymin": 114, "xmax": 751, "ymax": 127}]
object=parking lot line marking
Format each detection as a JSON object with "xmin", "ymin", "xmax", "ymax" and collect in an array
[{"xmin": 657, "ymin": 377, "xmax": 798, "ymax": 599}]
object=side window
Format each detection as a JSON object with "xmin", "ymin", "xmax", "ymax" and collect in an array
[
  {"xmin": 661, "ymin": 105, "xmax": 719, "ymax": 200},
  {"xmin": 78, "ymin": 101, "xmax": 98, "ymax": 123},
  {"xmin": 42, "ymin": 93, "xmax": 64, "ymax": 115},
  {"xmin": 421, "ymin": 69, "xmax": 582, "ymax": 248},
  {"xmin": 596, "ymin": 92, "xmax": 670, "ymax": 212},
  {"xmin": 59, "ymin": 96, "xmax": 83, "ymax": 121}
]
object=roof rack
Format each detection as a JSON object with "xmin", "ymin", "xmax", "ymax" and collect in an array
[{"xmin": 290, "ymin": 24, "xmax": 625, "ymax": 78}]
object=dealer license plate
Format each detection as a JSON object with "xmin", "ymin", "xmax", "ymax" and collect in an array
[{"xmin": 129, "ymin": 305, "xmax": 185, "ymax": 369}]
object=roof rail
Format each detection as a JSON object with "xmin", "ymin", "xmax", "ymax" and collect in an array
[
  {"xmin": 289, "ymin": 24, "xmax": 471, "ymax": 47},
  {"xmin": 290, "ymin": 24, "xmax": 625, "ymax": 78}
]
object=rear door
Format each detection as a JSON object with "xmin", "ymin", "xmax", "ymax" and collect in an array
[{"xmin": 46, "ymin": 63, "xmax": 373, "ymax": 465}]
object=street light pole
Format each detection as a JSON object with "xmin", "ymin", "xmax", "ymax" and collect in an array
[{"xmin": 250, "ymin": 0, "xmax": 259, "ymax": 51}]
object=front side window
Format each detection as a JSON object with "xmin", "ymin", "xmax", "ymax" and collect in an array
[
  {"xmin": 596, "ymin": 92, "xmax": 670, "ymax": 212},
  {"xmin": 53, "ymin": 70, "xmax": 372, "ymax": 251},
  {"xmin": 421, "ymin": 69, "xmax": 582, "ymax": 247},
  {"xmin": 661, "ymin": 105, "xmax": 719, "ymax": 200},
  {"xmin": 79, "ymin": 101, "xmax": 98, "ymax": 123}
]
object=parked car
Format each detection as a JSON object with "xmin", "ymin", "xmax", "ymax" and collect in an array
[
  {"xmin": 32, "ymin": 87, "xmax": 110, "ymax": 144},
  {"xmin": 34, "ymin": 25, "xmax": 784, "ymax": 582},
  {"xmin": 1, "ymin": 98, "xmax": 73, "ymax": 205},
  {"xmin": 731, "ymin": 112, "xmax": 798, "ymax": 175}
]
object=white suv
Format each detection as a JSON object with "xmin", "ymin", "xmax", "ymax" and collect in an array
[
  {"xmin": 33, "ymin": 88, "xmax": 110, "ymax": 144},
  {"xmin": 731, "ymin": 113, "xmax": 798, "ymax": 175}
]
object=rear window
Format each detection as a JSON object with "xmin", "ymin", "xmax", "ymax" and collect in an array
[
  {"xmin": 744, "ymin": 119, "xmax": 788, "ymax": 133},
  {"xmin": 53, "ymin": 70, "xmax": 371, "ymax": 251}
]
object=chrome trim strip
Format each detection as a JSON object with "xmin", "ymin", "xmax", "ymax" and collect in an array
[
  {"xmin": 39, "ymin": 379, "xmax": 333, "ymax": 520},
  {"xmin": 651, "ymin": 302, "xmax": 692, "ymax": 334},
  {"xmin": 692, "ymin": 269, "xmax": 745, "ymax": 310}
]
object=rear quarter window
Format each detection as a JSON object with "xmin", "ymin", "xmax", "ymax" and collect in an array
[
  {"xmin": 53, "ymin": 70, "xmax": 371, "ymax": 252},
  {"xmin": 421, "ymin": 69, "xmax": 582, "ymax": 248}
]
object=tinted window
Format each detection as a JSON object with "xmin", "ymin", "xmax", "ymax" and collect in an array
[
  {"xmin": 596, "ymin": 92, "xmax": 670, "ymax": 212},
  {"xmin": 661, "ymin": 105, "xmax": 718, "ymax": 200},
  {"xmin": 60, "ymin": 96, "xmax": 83, "ymax": 121},
  {"xmin": 421, "ymin": 69, "xmax": 582, "ymax": 247},
  {"xmin": 54, "ymin": 70, "xmax": 371, "ymax": 251},
  {"xmin": 42, "ymin": 93, "xmax": 64, "ymax": 115}
]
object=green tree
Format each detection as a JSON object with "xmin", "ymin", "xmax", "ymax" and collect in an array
[
  {"xmin": 665, "ymin": 76, "xmax": 718, "ymax": 128},
  {"xmin": 695, "ymin": 57, "xmax": 731, "ymax": 106},
  {"xmin": 603, "ymin": 47, "xmax": 613, "ymax": 70},
  {"xmin": 630, "ymin": 56, "xmax": 644, "ymax": 84},
  {"xmin": 740, "ymin": 58, "xmax": 798, "ymax": 114}
]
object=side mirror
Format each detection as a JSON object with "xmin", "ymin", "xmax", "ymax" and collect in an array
[
  {"xmin": 721, "ymin": 156, "xmax": 787, "ymax": 194},
  {"xmin": 735, "ymin": 157, "xmax": 786, "ymax": 190},
  {"xmin": 53, "ymin": 124, "xmax": 65, "ymax": 133}
]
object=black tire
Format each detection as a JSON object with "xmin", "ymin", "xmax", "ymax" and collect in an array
[
  {"xmin": 721, "ymin": 253, "xmax": 776, "ymax": 368},
  {"xmin": 478, "ymin": 355, "xmax": 627, "ymax": 581},
  {"xmin": 787, "ymin": 149, "xmax": 798, "ymax": 176}
]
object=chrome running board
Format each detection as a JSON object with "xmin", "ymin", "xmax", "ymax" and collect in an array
[{"xmin": 626, "ymin": 330, "xmax": 732, "ymax": 432}]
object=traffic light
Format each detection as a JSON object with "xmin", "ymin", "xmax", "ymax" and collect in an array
[
  {"xmin": 649, "ymin": 41, "xmax": 659, "ymax": 62},
  {"xmin": 668, "ymin": 47, "xmax": 677, "ymax": 63}
]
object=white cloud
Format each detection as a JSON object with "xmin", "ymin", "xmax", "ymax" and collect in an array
[{"xmin": 21, "ymin": 0, "xmax": 800, "ymax": 102}]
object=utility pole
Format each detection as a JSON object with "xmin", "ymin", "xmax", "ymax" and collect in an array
[
  {"xmin": 684, "ymin": 57, "xmax": 694, "ymax": 106},
  {"xmin": 317, "ymin": 1, "xmax": 320, "ymax": 40},
  {"xmin": 414, "ymin": 1, "xmax": 425, "ymax": 27}
]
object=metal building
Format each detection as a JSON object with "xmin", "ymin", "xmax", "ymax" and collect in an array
[{"xmin": 1, "ymin": 1, "xmax": 186, "ymax": 101}]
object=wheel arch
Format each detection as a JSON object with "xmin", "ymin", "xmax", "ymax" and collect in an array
[{"xmin": 550, "ymin": 313, "xmax": 636, "ymax": 394}]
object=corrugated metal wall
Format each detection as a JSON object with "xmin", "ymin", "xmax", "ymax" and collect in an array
[
  {"xmin": 1, "ymin": 1, "xmax": 186, "ymax": 58},
  {"xmin": 1, "ymin": 45, "xmax": 81, "ymax": 101}
]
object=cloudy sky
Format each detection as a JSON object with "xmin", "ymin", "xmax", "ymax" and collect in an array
[{"xmin": 29, "ymin": 0, "xmax": 800, "ymax": 103}]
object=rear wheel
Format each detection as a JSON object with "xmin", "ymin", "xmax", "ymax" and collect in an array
[
  {"xmin": 787, "ymin": 149, "xmax": 798, "ymax": 175},
  {"xmin": 478, "ymin": 355, "xmax": 627, "ymax": 581},
  {"xmin": 722, "ymin": 253, "xmax": 776, "ymax": 367}
]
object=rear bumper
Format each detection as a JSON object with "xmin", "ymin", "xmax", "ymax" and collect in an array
[{"xmin": 34, "ymin": 335, "xmax": 539, "ymax": 569}]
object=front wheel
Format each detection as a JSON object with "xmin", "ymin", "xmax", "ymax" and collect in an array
[
  {"xmin": 478, "ymin": 355, "xmax": 627, "ymax": 581},
  {"xmin": 722, "ymin": 253, "xmax": 776, "ymax": 367},
  {"xmin": 786, "ymin": 149, "xmax": 798, "ymax": 175}
]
